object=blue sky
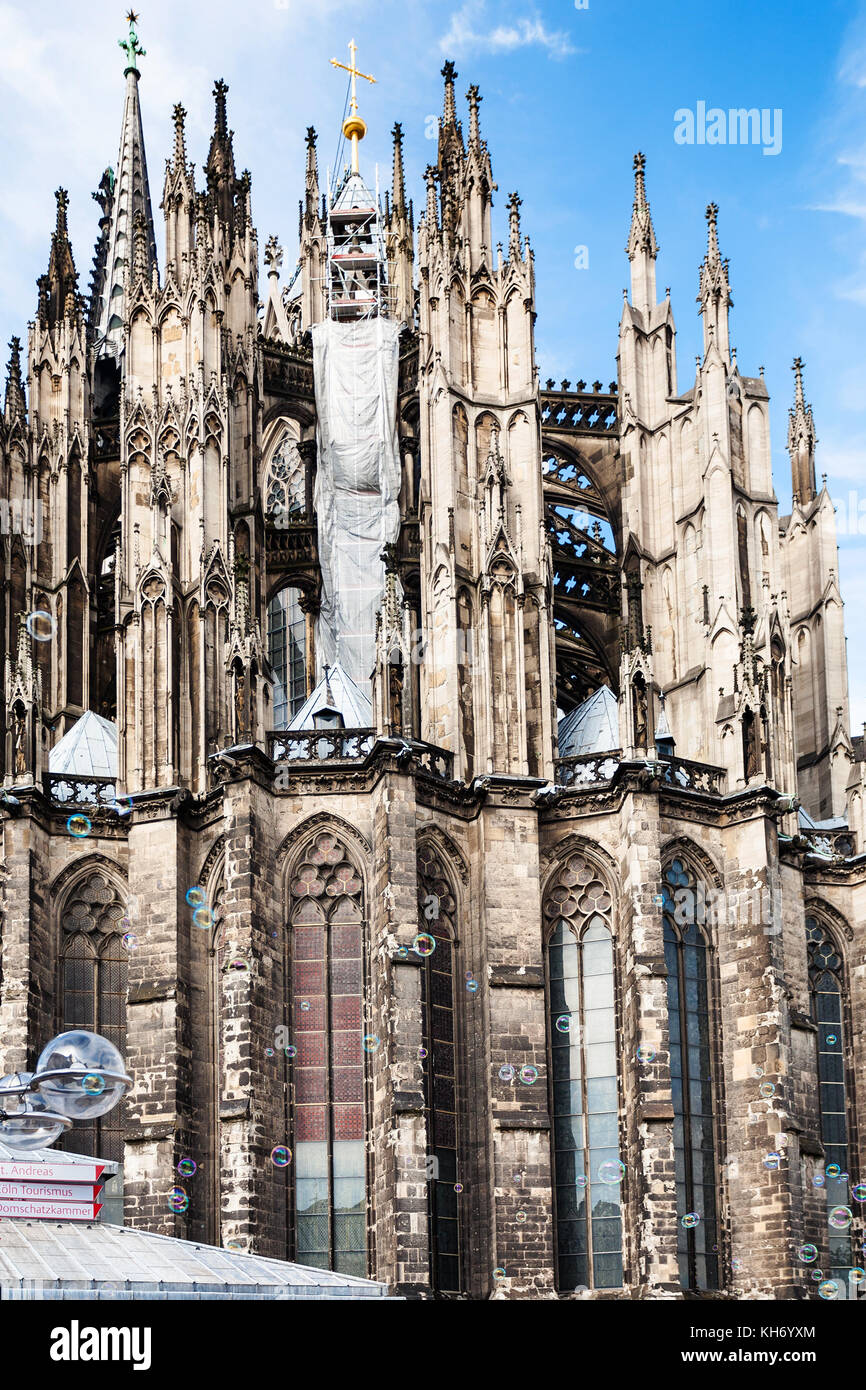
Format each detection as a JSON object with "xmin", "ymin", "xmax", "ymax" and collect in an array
[{"xmin": 2, "ymin": 0, "xmax": 866, "ymax": 727}]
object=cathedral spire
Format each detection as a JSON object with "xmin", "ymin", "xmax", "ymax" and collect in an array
[
  {"xmin": 93, "ymin": 13, "xmax": 157, "ymax": 358},
  {"xmin": 626, "ymin": 152, "xmax": 658, "ymax": 317},
  {"xmin": 391, "ymin": 122, "xmax": 406, "ymax": 213},
  {"xmin": 4, "ymin": 336, "xmax": 25, "ymax": 424},
  {"xmin": 172, "ymin": 102, "xmax": 187, "ymax": 171},
  {"xmin": 787, "ymin": 356, "xmax": 817, "ymax": 505},
  {"xmin": 698, "ymin": 201, "xmax": 732, "ymax": 360},
  {"xmin": 38, "ymin": 188, "xmax": 80, "ymax": 329},
  {"xmin": 467, "ymin": 85, "xmax": 483, "ymax": 147},
  {"xmin": 206, "ymin": 79, "xmax": 237, "ymax": 228},
  {"xmin": 305, "ymin": 126, "xmax": 319, "ymax": 216},
  {"xmin": 442, "ymin": 60, "xmax": 458, "ymax": 128},
  {"xmin": 507, "ymin": 192, "xmax": 522, "ymax": 260}
]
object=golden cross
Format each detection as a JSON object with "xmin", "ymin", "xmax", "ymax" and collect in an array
[{"xmin": 331, "ymin": 39, "xmax": 376, "ymax": 173}]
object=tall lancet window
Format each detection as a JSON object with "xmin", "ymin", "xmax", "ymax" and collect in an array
[
  {"xmin": 268, "ymin": 586, "xmax": 307, "ymax": 727},
  {"xmin": 806, "ymin": 914, "xmax": 853, "ymax": 1281},
  {"xmin": 543, "ymin": 853, "xmax": 622, "ymax": 1290},
  {"xmin": 417, "ymin": 843, "xmax": 461, "ymax": 1294},
  {"xmin": 662, "ymin": 858, "xmax": 719, "ymax": 1291},
  {"xmin": 290, "ymin": 832, "xmax": 367, "ymax": 1275}
]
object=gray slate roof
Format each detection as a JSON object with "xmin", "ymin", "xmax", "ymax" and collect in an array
[
  {"xmin": 558, "ymin": 685, "xmax": 620, "ymax": 757},
  {"xmin": 287, "ymin": 662, "xmax": 373, "ymax": 731},
  {"xmin": 49, "ymin": 712, "xmax": 118, "ymax": 778},
  {"xmin": 0, "ymin": 1220, "xmax": 394, "ymax": 1300}
]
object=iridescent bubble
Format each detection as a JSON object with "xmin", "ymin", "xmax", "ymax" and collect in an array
[
  {"xmin": 636, "ymin": 1044, "xmax": 656, "ymax": 1064},
  {"xmin": 811, "ymin": 1269, "xmax": 824, "ymax": 1281},
  {"xmin": 177, "ymin": 1159, "xmax": 197, "ymax": 1178},
  {"xmin": 681, "ymin": 1212, "xmax": 700, "ymax": 1229},
  {"xmin": 812, "ymin": 1174, "xmax": 825, "ymax": 1188},
  {"xmin": 270, "ymin": 1146, "xmax": 291, "ymax": 1168},
  {"xmin": 516, "ymin": 1211, "xmax": 527, "ymax": 1223},
  {"xmin": 555, "ymin": 1016, "xmax": 572, "ymax": 1033},
  {"xmin": 849, "ymin": 1268, "xmax": 865, "ymax": 1285},
  {"xmin": 26, "ymin": 610, "xmax": 55, "ymax": 642},
  {"xmin": 798, "ymin": 1243, "xmax": 818, "ymax": 1263},
  {"xmin": 168, "ymin": 1186, "xmax": 189, "ymax": 1213},
  {"xmin": 763, "ymin": 1152, "xmax": 782, "ymax": 1171},
  {"xmin": 492, "ymin": 1267, "xmax": 507, "ymax": 1280},
  {"xmin": 852, "ymin": 1182, "xmax": 866, "ymax": 1203},
  {"xmin": 81, "ymin": 1073, "xmax": 105, "ymax": 1096},
  {"xmin": 395, "ymin": 946, "xmax": 408, "ymax": 960},
  {"xmin": 111, "ymin": 794, "xmax": 134, "ymax": 817},
  {"xmin": 466, "ymin": 980, "xmax": 479, "ymax": 994},
  {"xmin": 284, "ymin": 1045, "xmax": 297, "ymax": 1059},
  {"xmin": 498, "ymin": 1064, "xmax": 515, "ymax": 1082},
  {"xmin": 413, "ymin": 933, "xmax": 436, "ymax": 957},
  {"xmin": 465, "ymin": 972, "xmax": 474, "ymax": 981},
  {"xmin": 759, "ymin": 1082, "xmax": 775, "ymax": 1098},
  {"xmin": 299, "ymin": 1001, "xmax": 311, "ymax": 1011},
  {"xmin": 192, "ymin": 906, "xmax": 214, "ymax": 929},
  {"xmin": 418, "ymin": 1047, "xmax": 428, "ymax": 1060},
  {"xmin": 576, "ymin": 1175, "xmax": 588, "ymax": 1189},
  {"xmin": 264, "ymin": 1047, "xmax": 274, "ymax": 1058},
  {"xmin": 122, "ymin": 932, "xmax": 138, "ymax": 951},
  {"xmin": 519, "ymin": 1065, "xmax": 538, "ymax": 1085},
  {"xmin": 185, "ymin": 886, "xmax": 206, "ymax": 907},
  {"xmin": 829, "ymin": 1206, "xmax": 853, "ymax": 1231},
  {"xmin": 362, "ymin": 1034, "xmax": 381, "ymax": 1053},
  {"xmin": 226, "ymin": 958, "xmax": 249, "ymax": 973},
  {"xmin": 598, "ymin": 1160, "xmax": 626, "ymax": 1185},
  {"xmin": 826, "ymin": 1034, "xmax": 837, "ymax": 1046},
  {"xmin": 826, "ymin": 1163, "xmax": 841, "ymax": 1179},
  {"xmin": 67, "ymin": 814, "xmax": 91, "ymax": 839},
  {"xmin": 818, "ymin": 1280, "xmax": 839, "ymax": 1300},
  {"xmin": 753, "ymin": 1066, "xmax": 764, "ymax": 1078},
  {"xmin": 453, "ymin": 1183, "xmax": 463, "ymax": 1193},
  {"xmin": 731, "ymin": 1258, "xmax": 743, "ymax": 1273}
]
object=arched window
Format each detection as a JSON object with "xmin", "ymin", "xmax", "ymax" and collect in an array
[
  {"xmin": 267, "ymin": 586, "xmax": 307, "ymax": 727},
  {"xmin": 806, "ymin": 914, "xmax": 853, "ymax": 1281},
  {"xmin": 59, "ymin": 871, "xmax": 128, "ymax": 1223},
  {"xmin": 543, "ymin": 852, "xmax": 622, "ymax": 1290},
  {"xmin": 662, "ymin": 858, "xmax": 719, "ymax": 1291},
  {"xmin": 417, "ymin": 843, "xmax": 461, "ymax": 1294},
  {"xmin": 266, "ymin": 430, "xmax": 305, "ymax": 521},
  {"xmin": 290, "ymin": 831, "xmax": 366, "ymax": 1275}
]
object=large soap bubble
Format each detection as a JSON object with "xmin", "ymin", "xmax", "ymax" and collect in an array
[
  {"xmin": 0, "ymin": 1074, "xmax": 70, "ymax": 1150},
  {"xmin": 32, "ymin": 1030, "xmax": 131, "ymax": 1120}
]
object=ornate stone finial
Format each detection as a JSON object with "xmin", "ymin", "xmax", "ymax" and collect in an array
[
  {"xmin": 507, "ymin": 191, "xmax": 522, "ymax": 257},
  {"xmin": 172, "ymin": 103, "xmax": 187, "ymax": 167},
  {"xmin": 264, "ymin": 235, "xmax": 283, "ymax": 277},
  {"xmin": 213, "ymin": 79, "xmax": 229, "ymax": 136},
  {"xmin": 55, "ymin": 187, "xmax": 69, "ymax": 236},
  {"xmin": 792, "ymin": 355, "xmax": 806, "ymax": 409},
  {"xmin": 391, "ymin": 122, "xmax": 406, "ymax": 212},
  {"xmin": 467, "ymin": 84, "xmax": 482, "ymax": 145},
  {"xmin": 330, "ymin": 39, "xmax": 376, "ymax": 175},
  {"xmin": 424, "ymin": 165, "xmax": 439, "ymax": 228},
  {"xmin": 441, "ymin": 60, "xmax": 458, "ymax": 128},
  {"xmin": 119, "ymin": 11, "xmax": 146, "ymax": 74}
]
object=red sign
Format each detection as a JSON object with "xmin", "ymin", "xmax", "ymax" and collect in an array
[
  {"xmin": 0, "ymin": 1161, "xmax": 107, "ymax": 1184},
  {"xmin": 0, "ymin": 1181, "xmax": 103, "ymax": 1201}
]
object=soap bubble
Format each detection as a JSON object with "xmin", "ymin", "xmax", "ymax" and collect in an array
[
  {"xmin": 519, "ymin": 1065, "xmax": 538, "ymax": 1085},
  {"xmin": 498, "ymin": 1064, "xmax": 515, "ymax": 1082},
  {"xmin": 852, "ymin": 1182, "xmax": 866, "ymax": 1203},
  {"xmin": 395, "ymin": 946, "xmax": 408, "ymax": 960},
  {"xmin": 681, "ymin": 1212, "xmax": 700, "ymax": 1229},
  {"xmin": 34, "ymin": 1030, "xmax": 130, "ymax": 1119},
  {"xmin": 226, "ymin": 958, "xmax": 249, "ymax": 973},
  {"xmin": 264, "ymin": 1047, "xmax": 274, "ymax": 1058},
  {"xmin": 270, "ymin": 1146, "xmax": 291, "ymax": 1167},
  {"xmin": 752, "ymin": 1066, "xmax": 764, "ymax": 1078},
  {"xmin": 636, "ymin": 1044, "xmax": 656, "ymax": 1063},
  {"xmin": 66, "ymin": 815, "xmax": 91, "ymax": 839},
  {"xmin": 168, "ymin": 1186, "xmax": 188, "ymax": 1213},
  {"xmin": 576, "ymin": 1175, "xmax": 588, "ymax": 1189},
  {"xmin": 185, "ymin": 887, "xmax": 206, "ymax": 907},
  {"xmin": 362, "ymin": 1034, "xmax": 380, "ymax": 1052},
  {"xmin": 731, "ymin": 1257, "xmax": 743, "ymax": 1273},
  {"xmin": 466, "ymin": 979, "xmax": 478, "ymax": 994},
  {"xmin": 26, "ymin": 611, "xmax": 55, "ymax": 642},
  {"xmin": 299, "ymin": 1001, "xmax": 311, "ymax": 1011},
  {"xmin": 492, "ymin": 1267, "xmax": 507, "ymax": 1280},
  {"xmin": 193, "ymin": 906, "xmax": 213, "ymax": 929},
  {"xmin": 453, "ymin": 1183, "xmax": 463, "ymax": 1193},
  {"xmin": 0, "ymin": 1081, "xmax": 68, "ymax": 1150},
  {"xmin": 849, "ymin": 1268, "xmax": 865, "ymax": 1285},
  {"xmin": 811, "ymin": 1269, "xmax": 824, "ymax": 1281},
  {"xmin": 826, "ymin": 1163, "xmax": 841, "ymax": 1179},
  {"xmin": 826, "ymin": 1034, "xmax": 837, "ymax": 1046},
  {"xmin": 418, "ymin": 1047, "xmax": 428, "ymax": 1060},
  {"xmin": 598, "ymin": 1160, "xmax": 626, "ymax": 1185},
  {"xmin": 284, "ymin": 1045, "xmax": 297, "ymax": 1059},
  {"xmin": 759, "ymin": 1082, "xmax": 775, "ymax": 1098},
  {"xmin": 111, "ymin": 794, "xmax": 134, "ymax": 817},
  {"xmin": 798, "ymin": 1243, "xmax": 818, "ymax": 1263},
  {"xmin": 763, "ymin": 1152, "xmax": 782, "ymax": 1171},
  {"xmin": 413, "ymin": 933, "xmax": 436, "ymax": 957},
  {"xmin": 81, "ymin": 1073, "xmax": 105, "ymax": 1096},
  {"xmin": 818, "ymin": 1280, "xmax": 840, "ymax": 1300},
  {"xmin": 465, "ymin": 971, "xmax": 474, "ymax": 981},
  {"xmin": 555, "ymin": 1016, "xmax": 572, "ymax": 1033},
  {"xmin": 177, "ymin": 1159, "xmax": 197, "ymax": 1178},
  {"xmin": 122, "ymin": 932, "xmax": 138, "ymax": 950},
  {"xmin": 812, "ymin": 1174, "xmax": 825, "ymax": 1188},
  {"xmin": 829, "ymin": 1206, "xmax": 853, "ymax": 1231},
  {"xmin": 516, "ymin": 1211, "xmax": 527, "ymax": 1223}
]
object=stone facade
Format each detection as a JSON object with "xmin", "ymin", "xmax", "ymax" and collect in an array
[{"xmin": 0, "ymin": 27, "xmax": 863, "ymax": 1299}]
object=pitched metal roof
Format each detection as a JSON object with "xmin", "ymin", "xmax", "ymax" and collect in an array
[
  {"xmin": 49, "ymin": 712, "xmax": 118, "ymax": 778},
  {"xmin": 0, "ymin": 1220, "xmax": 394, "ymax": 1300},
  {"xmin": 287, "ymin": 662, "xmax": 373, "ymax": 731},
  {"xmin": 557, "ymin": 685, "xmax": 620, "ymax": 757}
]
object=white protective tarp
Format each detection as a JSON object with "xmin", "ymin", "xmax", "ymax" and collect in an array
[{"xmin": 312, "ymin": 316, "xmax": 402, "ymax": 695}]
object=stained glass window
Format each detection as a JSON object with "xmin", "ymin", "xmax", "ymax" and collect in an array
[
  {"xmin": 662, "ymin": 858, "xmax": 719, "ymax": 1291},
  {"xmin": 266, "ymin": 432, "xmax": 305, "ymax": 521},
  {"xmin": 543, "ymin": 853, "xmax": 622, "ymax": 1290},
  {"xmin": 290, "ymin": 832, "xmax": 366, "ymax": 1276},
  {"xmin": 417, "ymin": 844, "xmax": 461, "ymax": 1294},
  {"xmin": 806, "ymin": 915, "xmax": 852, "ymax": 1281},
  {"xmin": 268, "ymin": 586, "xmax": 306, "ymax": 727},
  {"xmin": 59, "ymin": 872, "xmax": 128, "ymax": 1221}
]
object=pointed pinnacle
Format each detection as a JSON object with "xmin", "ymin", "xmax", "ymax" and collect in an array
[
  {"xmin": 172, "ymin": 103, "xmax": 187, "ymax": 167},
  {"xmin": 441, "ymin": 60, "xmax": 457, "ymax": 126}
]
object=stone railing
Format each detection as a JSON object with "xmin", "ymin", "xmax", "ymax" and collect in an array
[
  {"xmin": 45, "ymin": 774, "xmax": 117, "ymax": 808},
  {"xmin": 554, "ymin": 752, "xmax": 622, "ymax": 787},
  {"xmin": 269, "ymin": 728, "xmax": 376, "ymax": 764},
  {"xmin": 659, "ymin": 757, "xmax": 726, "ymax": 796},
  {"xmin": 801, "ymin": 828, "xmax": 856, "ymax": 859},
  {"xmin": 541, "ymin": 389, "xmax": 618, "ymax": 435}
]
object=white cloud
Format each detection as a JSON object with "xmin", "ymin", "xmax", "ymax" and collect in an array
[{"xmin": 440, "ymin": 1, "xmax": 577, "ymax": 59}]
